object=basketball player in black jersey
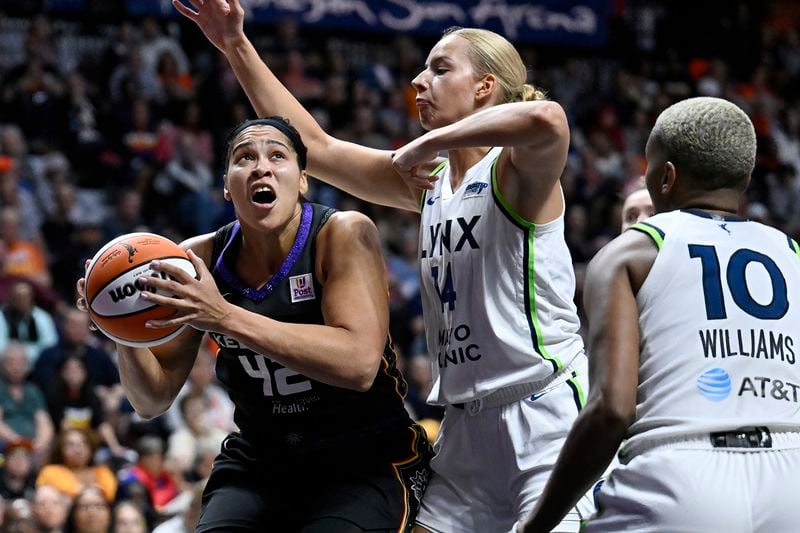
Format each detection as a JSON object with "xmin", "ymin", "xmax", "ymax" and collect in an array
[{"xmin": 76, "ymin": 117, "xmax": 432, "ymax": 532}]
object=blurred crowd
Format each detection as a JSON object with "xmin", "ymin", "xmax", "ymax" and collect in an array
[{"xmin": 0, "ymin": 2, "xmax": 798, "ymax": 531}]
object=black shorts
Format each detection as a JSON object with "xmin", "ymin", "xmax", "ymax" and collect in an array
[{"xmin": 195, "ymin": 425, "xmax": 432, "ymax": 532}]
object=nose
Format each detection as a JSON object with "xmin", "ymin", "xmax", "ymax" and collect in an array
[
  {"xmin": 411, "ymin": 70, "xmax": 427, "ymax": 92},
  {"xmin": 251, "ymin": 163, "xmax": 272, "ymax": 179}
]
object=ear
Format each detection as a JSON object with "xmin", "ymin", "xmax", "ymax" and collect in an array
[
  {"xmin": 475, "ymin": 74, "xmax": 497, "ymax": 103},
  {"xmin": 661, "ymin": 162, "xmax": 677, "ymax": 194},
  {"xmin": 298, "ymin": 170, "xmax": 309, "ymax": 196},
  {"xmin": 222, "ymin": 175, "xmax": 231, "ymax": 201}
]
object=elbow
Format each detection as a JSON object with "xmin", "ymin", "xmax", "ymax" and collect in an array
[
  {"xmin": 349, "ymin": 356, "xmax": 382, "ymax": 393},
  {"xmin": 130, "ymin": 400, "xmax": 170, "ymax": 421},
  {"xmin": 589, "ymin": 395, "xmax": 635, "ymax": 433},
  {"xmin": 528, "ymin": 101, "xmax": 568, "ymax": 139}
]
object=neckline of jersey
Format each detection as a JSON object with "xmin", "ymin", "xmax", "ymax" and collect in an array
[
  {"xmin": 441, "ymin": 146, "xmax": 499, "ymax": 199},
  {"xmin": 680, "ymin": 208, "xmax": 748, "ymax": 222},
  {"xmin": 214, "ymin": 201, "xmax": 313, "ymax": 303}
]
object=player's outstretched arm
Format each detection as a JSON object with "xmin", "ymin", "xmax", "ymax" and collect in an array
[
  {"xmin": 173, "ymin": 0, "xmax": 421, "ymax": 212},
  {"xmin": 519, "ymin": 231, "xmax": 655, "ymax": 533},
  {"xmin": 142, "ymin": 212, "xmax": 388, "ymax": 392},
  {"xmin": 392, "ymin": 100, "xmax": 569, "ymax": 222}
]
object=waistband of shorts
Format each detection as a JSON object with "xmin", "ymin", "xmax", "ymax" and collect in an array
[
  {"xmin": 621, "ymin": 428, "xmax": 800, "ymax": 462},
  {"xmin": 451, "ymin": 354, "xmax": 584, "ymax": 415}
]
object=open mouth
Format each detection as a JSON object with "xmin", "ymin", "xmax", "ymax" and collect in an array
[{"xmin": 251, "ymin": 185, "xmax": 277, "ymax": 205}]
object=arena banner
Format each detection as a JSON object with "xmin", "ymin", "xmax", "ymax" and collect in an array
[{"xmin": 123, "ymin": 0, "xmax": 610, "ymax": 46}]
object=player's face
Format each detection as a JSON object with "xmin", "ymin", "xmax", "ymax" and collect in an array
[
  {"xmin": 412, "ymin": 35, "xmax": 485, "ymax": 130},
  {"xmin": 621, "ymin": 188, "xmax": 655, "ymax": 232},
  {"xmin": 224, "ymin": 125, "xmax": 308, "ymax": 231}
]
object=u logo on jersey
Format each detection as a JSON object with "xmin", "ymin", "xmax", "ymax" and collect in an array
[{"xmin": 289, "ymin": 273, "xmax": 315, "ymax": 303}]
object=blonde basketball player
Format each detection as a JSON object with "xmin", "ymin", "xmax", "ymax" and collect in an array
[
  {"xmin": 521, "ymin": 97, "xmax": 800, "ymax": 532},
  {"xmin": 174, "ymin": 1, "xmax": 595, "ymax": 530}
]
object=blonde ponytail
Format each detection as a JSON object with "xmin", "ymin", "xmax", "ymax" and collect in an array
[{"xmin": 520, "ymin": 83, "xmax": 547, "ymax": 102}]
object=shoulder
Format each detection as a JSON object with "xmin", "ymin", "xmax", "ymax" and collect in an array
[
  {"xmin": 318, "ymin": 211, "xmax": 380, "ymax": 247},
  {"xmin": 315, "ymin": 211, "xmax": 383, "ymax": 278},
  {"xmin": 587, "ymin": 229, "xmax": 659, "ymax": 296},
  {"xmin": 179, "ymin": 232, "xmax": 216, "ymax": 267},
  {"xmin": 38, "ymin": 464, "xmax": 71, "ymax": 476},
  {"xmin": 26, "ymin": 383, "xmax": 46, "ymax": 400}
]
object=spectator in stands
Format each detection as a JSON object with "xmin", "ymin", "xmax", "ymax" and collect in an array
[
  {"xmin": 4, "ymin": 497, "xmax": 37, "ymax": 533},
  {"xmin": 138, "ymin": 17, "xmax": 190, "ymax": 102},
  {"xmin": 44, "ymin": 354, "xmax": 126, "ymax": 458},
  {"xmin": 0, "ymin": 153, "xmax": 43, "ymax": 242},
  {"xmin": 36, "ymin": 427, "xmax": 117, "ymax": 502},
  {"xmin": 33, "ymin": 309, "xmax": 120, "ymax": 397},
  {"xmin": 0, "ymin": 280, "xmax": 59, "ymax": 363},
  {"xmin": 32, "ymin": 484, "xmax": 71, "ymax": 533},
  {"xmin": 111, "ymin": 500, "xmax": 149, "ymax": 533},
  {"xmin": 0, "ymin": 341, "xmax": 53, "ymax": 459},
  {"xmin": 0, "ymin": 207, "xmax": 50, "ymax": 288},
  {"xmin": 66, "ymin": 485, "xmax": 111, "ymax": 533},
  {"xmin": 102, "ymin": 189, "xmax": 146, "ymax": 241},
  {"xmin": 0, "ymin": 440, "xmax": 37, "ymax": 500},
  {"xmin": 0, "ymin": 240, "xmax": 60, "ymax": 313},
  {"xmin": 152, "ymin": 130, "xmax": 218, "ymax": 235},
  {"xmin": 164, "ymin": 342, "xmax": 234, "ymax": 434},
  {"xmin": 118, "ymin": 435, "xmax": 182, "ymax": 516},
  {"xmin": 165, "ymin": 390, "xmax": 225, "ymax": 479},
  {"xmin": 151, "ymin": 483, "xmax": 204, "ymax": 533}
]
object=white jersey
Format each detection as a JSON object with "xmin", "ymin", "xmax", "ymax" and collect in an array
[
  {"xmin": 418, "ymin": 147, "xmax": 583, "ymax": 405},
  {"xmin": 627, "ymin": 209, "xmax": 800, "ymax": 453}
]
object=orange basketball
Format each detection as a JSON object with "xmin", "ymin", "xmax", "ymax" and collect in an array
[{"xmin": 85, "ymin": 232, "xmax": 197, "ymax": 348}]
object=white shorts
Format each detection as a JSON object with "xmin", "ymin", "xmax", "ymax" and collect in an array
[
  {"xmin": 416, "ymin": 355, "xmax": 596, "ymax": 533},
  {"xmin": 586, "ymin": 436, "xmax": 800, "ymax": 532}
]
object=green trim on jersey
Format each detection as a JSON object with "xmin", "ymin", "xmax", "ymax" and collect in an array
[
  {"xmin": 792, "ymin": 238, "xmax": 800, "ymax": 259},
  {"xmin": 629, "ymin": 222, "xmax": 665, "ymax": 250},
  {"xmin": 490, "ymin": 158, "xmax": 563, "ymax": 372},
  {"xmin": 419, "ymin": 160, "xmax": 449, "ymax": 210},
  {"xmin": 567, "ymin": 370, "xmax": 586, "ymax": 409},
  {"xmin": 489, "ymin": 157, "xmax": 536, "ymax": 229}
]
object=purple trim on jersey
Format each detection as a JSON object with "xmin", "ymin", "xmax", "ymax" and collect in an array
[{"xmin": 214, "ymin": 202, "xmax": 313, "ymax": 303}]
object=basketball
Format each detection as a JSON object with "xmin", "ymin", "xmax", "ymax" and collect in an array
[{"xmin": 85, "ymin": 232, "xmax": 197, "ymax": 348}]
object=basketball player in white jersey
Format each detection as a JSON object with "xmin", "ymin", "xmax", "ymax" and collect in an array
[
  {"xmin": 175, "ymin": 1, "xmax": 594, "ymax": 530},
  {"xmin": 520, "ymin": 96, "xmax": 800, "ymax": 532}
]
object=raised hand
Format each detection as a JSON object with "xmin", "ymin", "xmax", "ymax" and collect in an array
[
  {"xmin": 137, "ymin": 249, "xmax": 232, "ymax": 333},
  {"xmin": 391, "ymin": 135, "xmax": 441, "ymax": 190},
  {"xmin": 172, "ymin": 0, "xmax": 246, "ymax": 53}
]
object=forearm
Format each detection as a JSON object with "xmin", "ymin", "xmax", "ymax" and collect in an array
[
  {"xmin": 521, "ymin": 401, "xmax": 628, "ymax": 533},
  {"xmin": 219, "ymin": 306, "xmax": 380, "ymax": 392},
  {"xmin": 0, "ymin": 419, "xmax": 20, "ymax": 441},
  {"xmin": 424, "ymin": 101, "xmax": 564, "ymax": 152},
  {"xmin": 116, "ymin": 344, "xmax": 193, "ymax": 419},
  {"xmin": 34, "ymin": 412, "xmax": 54, "ymax": 446},
  {"xmin": 98, "ymin": 421, "xmax": 123, "ymax": 452},
  {"xmin": 221, "ymin": 36, "xmax": 415, "ymax": 209}
]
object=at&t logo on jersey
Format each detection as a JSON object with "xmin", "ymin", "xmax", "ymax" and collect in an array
[
  {"xmin": 696, "ymin": 368, "xmax": 732, "ymax": 401},
  {"xmin": 289, "ymin": 273, "xmax": 315, "ymax": 303}
]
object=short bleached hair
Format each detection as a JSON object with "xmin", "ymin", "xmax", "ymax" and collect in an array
[{"xmin": 651, "ymin": 97, "xmax": 756, "ymax": 191}]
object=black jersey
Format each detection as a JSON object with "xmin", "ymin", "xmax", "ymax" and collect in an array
[{"xmin": 208, "ymin": 202, "xmax": 413, "ymax": 459}]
